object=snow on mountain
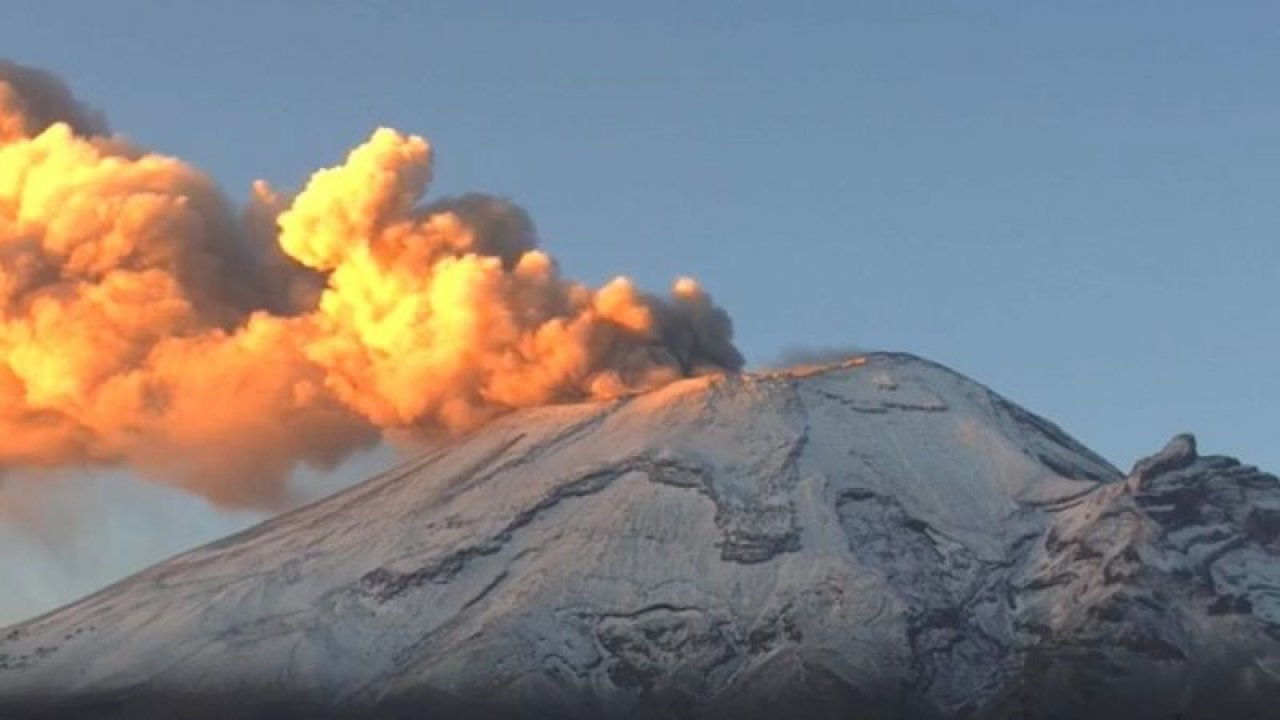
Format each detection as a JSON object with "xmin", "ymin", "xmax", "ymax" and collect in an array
[{"xmin": 1, "ymin": 353, "xmax": 1276, "ymax": 719}]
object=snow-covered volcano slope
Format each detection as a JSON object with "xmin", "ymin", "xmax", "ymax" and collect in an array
[{"xmin": 1, "ymin": 353, "xmax": 1277, "ymax": 719}]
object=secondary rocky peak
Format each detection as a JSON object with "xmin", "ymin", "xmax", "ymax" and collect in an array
[{"xmin": 1128, "ymin": 432, "xmax": 1199, "ymax": 490}]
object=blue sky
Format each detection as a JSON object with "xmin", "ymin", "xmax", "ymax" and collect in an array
[{"xmin": 1, "ymin": 1, "xmax": 1277, "ymax": 622}]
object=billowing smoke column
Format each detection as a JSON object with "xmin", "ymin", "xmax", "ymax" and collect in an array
[{"xmin": 0, "ymin": 60, "xmax": 742, "ymax": 507}]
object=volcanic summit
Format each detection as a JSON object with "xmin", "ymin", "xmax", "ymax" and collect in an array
[{"xmin": 2, "ymin": 353, "xmax": 1278, "ymax": 719}]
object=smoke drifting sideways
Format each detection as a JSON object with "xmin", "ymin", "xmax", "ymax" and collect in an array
[{"xmin": 0, "ymin": 60, "xmax": 743, "ymax": 508}]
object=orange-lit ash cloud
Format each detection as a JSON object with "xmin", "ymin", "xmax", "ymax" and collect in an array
[{"xmin": 0, "ymin": 60, "xmax": 742, "ymax": 507}]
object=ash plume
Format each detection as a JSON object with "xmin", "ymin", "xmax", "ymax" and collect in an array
[
  {"xmin": 0, "ymin": 60, "xmax": 742, "ymax": 507},
  {"xmin": 764, "ymin": 345, "xmax": 867, "ymax": 369}
]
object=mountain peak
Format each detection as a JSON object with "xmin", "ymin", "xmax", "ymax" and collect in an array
[
  {"xmin": 1129, "ymin": 432, "xmax": 1199, "ymax": 489},
  {"xmin": 1, "ymin": 354, "xmax": 1275, "ymax": 719}
]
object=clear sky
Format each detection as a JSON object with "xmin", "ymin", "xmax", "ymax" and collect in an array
[{"xmin": 0, "ymin": 1, "xmax": 1277, "ymax": 623}]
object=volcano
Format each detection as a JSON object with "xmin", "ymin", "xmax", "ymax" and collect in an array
[{"xmin": 2, "ymin": 353, "xmax": 1278, "ymax": 719}]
